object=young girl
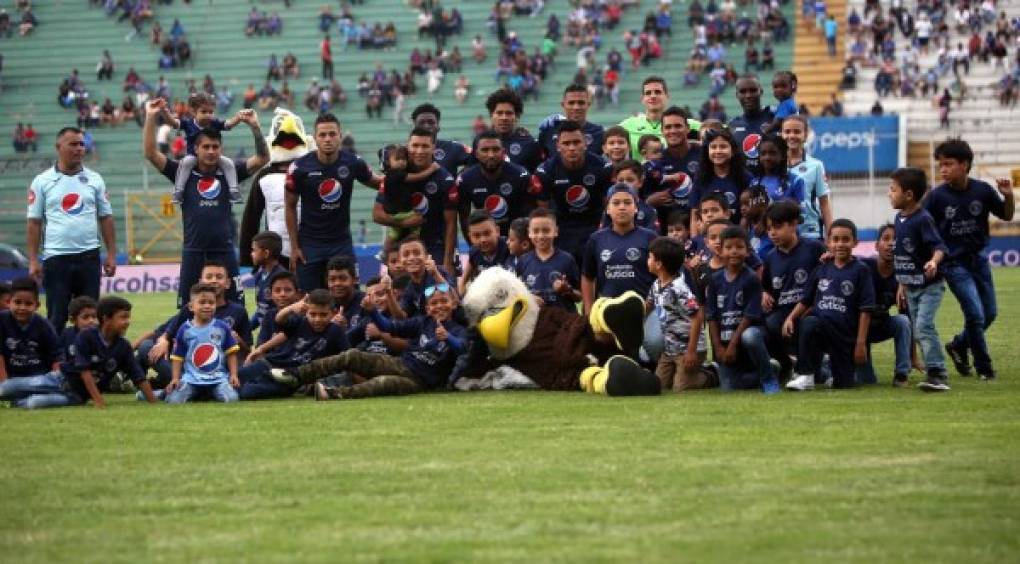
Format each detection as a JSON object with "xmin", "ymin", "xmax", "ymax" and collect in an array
[
  {"xmin": 750, "ymin": 133, "xmax": 805, "ymax": 213},
  {"xmin": 695, "ymin": 129, "xmax": 751, "ymax": 227},
  {"xmin": 581, "ymin": 184, "xmax": 658, "ymax": 315},
  {"xmin": 379, "ymin": 144, "xmax": 440, "ymax": 246},
  {"xmin": 740, "ymin": 187, "xmax": 773, "ymax": 260},
  {"xmin": 782, "ymin": 115, "xmax": 833, "ymax": 240}
]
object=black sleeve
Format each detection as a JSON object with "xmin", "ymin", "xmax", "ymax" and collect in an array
[{"xmin": 238, "ymin": 171, "xmax": 268, "ymax": 267}]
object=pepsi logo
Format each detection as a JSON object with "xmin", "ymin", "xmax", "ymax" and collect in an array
[
  {"xmin": 27, "ymin": 188, "xmax": 35, "ymax": 205},
  {"xmin": 742, "ymin": 134, "xmax": 762, "ymax": 159},
  {"xmin": 318, "ymin": 179, "xmax": 343, "ymax": 203},
  {"xmin": 484, "ymin": 195, "xmax": 509, "ymax": 219},
  {"xmin": 565, "ymin": 185, "xmax": 590, "ymax": 208},
  {"xmin": 669, "ymin": 173, "xmax": 693, "ymax": 201},
  {"xmin": 411, "ymin": 192, "xmax": 429, "ymax": 215},
  {"xmin": 197, "ymin": 177, "xmax": 221, "ymax": 200},
  {"xmin": 61, "ymin": 193, "xmax": 84, "ymax": 215},
  {"xmin": 191, "ymin": 343, "xmax": 220, "ymax": 372}
]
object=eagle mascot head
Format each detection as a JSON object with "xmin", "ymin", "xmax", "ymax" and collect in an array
[
  {"xmin": 461, "ymin": 267, "xmax": 540, "ymax": 360},
  {"xmin": 267, "ymin": 108, "xmax": 315, "ymax": 164}
]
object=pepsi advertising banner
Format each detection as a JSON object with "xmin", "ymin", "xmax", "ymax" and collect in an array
[{"xmin": 806, "ymin": 116, "xmax": 900, "ymax": 175}]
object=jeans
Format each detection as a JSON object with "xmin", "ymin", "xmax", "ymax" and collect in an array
[
  {"xmin": 165, "ymin": 380, "xmax": 239, "ymax": 404},
  {"xmin": 0, "ymin": 371, "xmax": 83, "ymax": 409},
  {"xmin": 905, "ymin": 283, "xmax": 946, "ymax": 372},
  {"xmin": 136, "ymin": 338, "xmax": 173, "ymax": 388},
  {"xmin": 43, "ymin": 249, "xmax": 101, "ymax": 329},
  {"xmin": 238, "ymin": 360, "xmax": 296, "ymax": 400},
  {"xmin": 178, "ymin": 249, "xmax": 243, "ymax": 309},
  {"xmin": 856, "ymin": 314, "xmax": 911, "ymax": 384},
  {"xmin": 718, "ymin": 326, "xmax": 774, "ymax": 390},
  {"xmin": 944, "ymin": 260, "xmax": 997, "ymax": 374},
  {"xmin": 795, "ymin": 315, "xmax": 857, "ymax": 388}
]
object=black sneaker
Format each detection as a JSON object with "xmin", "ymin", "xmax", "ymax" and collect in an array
[
  {"xmin": 979, "ymin": 371, "xmax": 997, "ymax": 382},
  {"xmin": 945, "ymin": 342, "xmax": 972, "ymax": 376},
  {"xmin": 892, "ymin": 373, "xmax": 909, "ymax": 388},
  {"xmin": 918, "ymin": 375, "xmax": 951, "ymax": 392}
]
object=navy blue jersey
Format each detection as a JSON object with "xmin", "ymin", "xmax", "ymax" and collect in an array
[
  {"xmin": 286, "ymin": 150, "xmax": 373, "ymax": 257},
  {"xmin": 582, "ymin": 227, "xmax": 658, "ymax": 298},
  {"xmin": 924, "ymin": 179, "xmax": 1007, "ymax": 264},
  {"xmin": 62, "ymin": 327, "xmax": 144, "ymax": 400},
  {"xmin": 347, "ymin": 317, "xmax": 399, "ymax": 356},
  {"xmin": 534, "ymin": 153, "xmax": 613, "ymax": 257},
  {"xmin": 861, "ymin": 257, "xmax": 898, "ymax": 321},
  {"xmin": 162, "ymin": 301, "xmax": 252, "ymax": 347},
  {"xmin": 499, "ymin": 129, "xmax": 542, "ymax": 172},
  {"xmin": 599, "ymin": 200, "xmax": 658, "ymax": 231},
  {"xmin": 399, "ymin": 269, "xmax": 451, "ymax": 318},
  {"xmin": 693, "ymin": 170, "xmax": 750, "ymax": 222},
  {"xmin": 266, "ymin": 313, "xmax": 350, "ymax": 368},
  {"xmin": 799, "ymin": 258, "xmax": 876, "ymax": 338},
  {"xmin": 705, "ymin": 266, "xmax": 764, "ymax": 344},
  {"xmin": 434, "ymin": 138, "xmax": 472, "ymax": 176},
  {"xmin": 160, "ymin": 158, "xmax": 251, "ymax": 252},
  {"xmin": 334, "ymin": 290, "xmax": 366, "ymax": 330},
  {"xmin": 0, "ymin": 311, "xmax": 59, "ymax": 377},
  {"xmin": 537, "ymin": 117, "xmax": 606, "ymax": 159},
  {"xmin": 762, "ymin": 238, "xmax": 825, "ymax": 311},
  {"xmin": 894, "ymin": 209, "xmax": 947, "ymax": 287},
  {"xmin": 375, "ymin": 167, "xmax": 458, "ymax": 260},
  {"xmin": 59, "ymin": 326, "xmax": 79, "ymax": 364},
  {"xmin": 728, "ymin": 108, "xmax": 774, "ymax": 170},
  {"xmin": 515, "ymin": 249, "xmax": 581, "ymax": 311},
  {"xmin": 456, "ymin": 161, "xmax": 535, "ymax": 234},
  {"xmin": 469, "ymin": 238, "xmax": 511, "ymax": 272},
  {"xmin": 642, "ymin": 145, "xmax": 703, "ymax": 210},
  {"xmin": 256, "ymin": 306, "xmax": 278, "ymax": 346},
  {"xmin": 180, "ymin": 117, "xmax": 227, "ymax": 156},
  {"xmin": 369, "ymin": 310, "xmax": 466, "ymax": 389},
  {"xmin": 692, "ymin": 234, "xmax": 763, "ymax": 269},
  {"xmin": 251, "ymin": 263, "xmax": 287, "ymax": 328}
]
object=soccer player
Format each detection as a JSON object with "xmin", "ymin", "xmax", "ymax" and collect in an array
[
  {"xmin": 926, "ymin": 139, "xmax": 1014, "ymax": 381},
  {"xmin": 373, "ymin": 128, "xmax": 459, "ymax": 275},
  {"xmin": 728, "ymin": 75, "xmax": 775, "ymax": 171},
  {"xmin": 142, "ymin": 98, "xmax": 269, "ymax": 308},
  {"xmin": 619, "ymin": 76, "xmax": 701, "ymax": 160},
  {"xmin": 27, "ymin": 126, "xmax": 118, "ymax": 328},
  {"xmin": 643, "ymin": 107, "xmax": 703, "ymax": 229},
  {"xmin": 533, "ymin": 120, "xmax": 613, "ymax": 262},
  {"xmin": 455, "ymin": 130, "xmax": 535, "ymax": 238},
  {"xmin": 484, "ymin": 88, "xmax": 541, "ymax": 172},
  {"xmin": 411, "ymin": 103, "xmax": 472, "ymax": 176},
  {"xmin": 537, "ymin": 83, "xmax": 605, "ymax": 159},
  {"xmin": 285, "ymin": 113, "xmax": 380, "ymax": 291}
]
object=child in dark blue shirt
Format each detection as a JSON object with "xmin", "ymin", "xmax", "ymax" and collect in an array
[
  {"xmin": 396, "ymin": 236, "xmax": 455, "ymax": 318},
  {"xmin": 761, "ymin": 200, "xmax": 824, "ymax": 380},
  {"xmin": 162, "ymin": 92, "xmax": 239, "ymax": 156},
  {"xmin": 705, "ymin": 226, "xmax": 780, "ymax": 393},
  {"xmin": 889, "ymin": 167, "xmax": 950, "ymax": 391},
  {"xmin": 347, "ymin": 276, "xmax": 408, "ymax": 356},
  {"xmin": 458, "ymin": 210, "xmax": 511, "ymax": 296},
  {"xmin": 857, "ymin": 224, "xmax": 914, "ymax": 386},
  {"xmin": 784, "ymin": 219, "xmax": 875, "ymax": 390},
  {"xmin": 248, "ymin": 230, "xmax": 288, "ymax": 332},
  {"xmin": 516, "ymin": 208, "xmax": 582, "ymax": 311},
  {"xmin": 0, "ymin": 296, "xmax": 157, "ymax": 409},
  {"xmin": 239, "ymin": 289, "xmax": 350, "ymax": 400},
  {"xmin": 0, "ymin": 277, "xmax": 60, "ymax": 382},
  {"xmin": 60, "ymin": 297, "xmax": 98, "ymax": 365},
  {"xmin": 602, "ymin": 160, "xmax": 659, "ymax": 232},
  {"xmin": 256, "ymin": 270, "xmax": 301, "ymax": 346},
  {"xmin": 926, "ymin": 139, "xmax": 1014, "ymax": 380},
  {"xmin": 275, "ymin": 284, "xmax": 466, "ymax": 400}
]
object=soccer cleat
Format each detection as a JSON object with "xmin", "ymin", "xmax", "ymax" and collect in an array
[
  {"xmin": 944, "ymin": 342, "xmax": 972, "ymax": 376},
  {"xmin": 979, "ymin": 371, "xmax": 997, "ymax": 382},
  {"xmin": 918, "ymin": 375, "xmax": 951, "ymax": 392},
  {"xmin": 314, "ymin": 382, "xmax": 346, "ymax": 400},
  {"xmin": 703, "ymin": 361, "xmax": 721, "ymax": 388},
  {"xmin": 785, "ymin": 374, "xmax": 815, "ymax": 391},
  {"xmin": 892, "ymin": 373, "xmax": 909, "ymax": 388},
  {"xmin": 269, "ymin": 368, "xmax": 299, "ymax": 387}
]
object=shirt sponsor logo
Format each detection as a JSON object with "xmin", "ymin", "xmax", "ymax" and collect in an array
[
  {"xmin": 318, "ymin": 179, "xmax": 343, "ymax": 203},
  {"xmin": 61, "ymin": 192, "xmax": 85, "ymax": 215},
  {"xmin": 192, "ymin": 343, "xmax": 221, "ymax": 372},
  {"xmin": 742, "ymin": 134, "xmax": 761, "ymax": 159},
  {"xmin": 197, "ymin": 177, "xmax": 221, "ymax": 200},
  {"xmin": 412, "ymin": 192, "xmax": 429, "ymax": 214},
  {"xmin": 566, "ymin": 185, "xmax": 590, "ymax": 209},
  {"xmin": 484, "ymin": 195, "xmax": 509, "ymax": 219}
]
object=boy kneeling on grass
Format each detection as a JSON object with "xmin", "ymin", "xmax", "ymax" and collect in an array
[
  {"xmin": 0, "ymin": 296, "xmax": 156, "ymax": 409},
  {"xmin": 783, "ymin": 219, "xmax": 875, "ymax": 390},
  {"xmin": 272, "ymin": 280, "xmax": 466, "ymax": 401},
  {"xmin": 164, "ymin": 283, "xmax": 241, "ymax": 404}
]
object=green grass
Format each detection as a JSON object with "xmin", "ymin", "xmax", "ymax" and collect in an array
[{"xmin": 2, "ymin": 272, "xmax": 1020, "ymax": 562}]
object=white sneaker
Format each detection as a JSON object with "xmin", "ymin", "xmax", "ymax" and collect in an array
[{"xmin": 785, "ymin": 374, "xmax": 815, "ymax": 391}]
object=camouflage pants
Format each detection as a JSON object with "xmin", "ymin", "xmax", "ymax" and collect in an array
[{"xmin": 296, "ymin": 350, "xmax": 424, "ymax": 399}]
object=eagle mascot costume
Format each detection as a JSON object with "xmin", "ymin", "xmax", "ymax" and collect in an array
[
  {"xmin": 452, "ymin": 266, "xmax": 661, "ymax": 396},
  {"xmin": 239, "ymin": 108, "xmax": 315, "ymax": 266}
]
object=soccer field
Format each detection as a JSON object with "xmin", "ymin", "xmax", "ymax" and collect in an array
[{"xmin": 2, "ymin": 272, "xmax": 1019, "ymax": 563}]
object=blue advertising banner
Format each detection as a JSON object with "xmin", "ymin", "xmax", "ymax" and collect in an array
[{"xmin": 806, "ymin": 116, "xmax": 900, "ymax": 175}]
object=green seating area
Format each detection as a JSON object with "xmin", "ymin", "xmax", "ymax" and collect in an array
[{"xmin": 0, "ymin": 0, "xmax": 792, "ymax": 260}]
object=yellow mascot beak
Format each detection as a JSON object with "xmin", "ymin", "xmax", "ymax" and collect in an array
[{"xmin": 478, "ymin": 297, "xmax": 528, "ymax": 350}]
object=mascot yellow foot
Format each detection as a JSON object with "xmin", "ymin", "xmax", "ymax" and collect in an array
[
  {"xmin": 580, "ymin": 355, "xmax": 661, "ymax": 396},
  {"xmin": 589, "ymin": 291, "xmax": 646, "ymax": 359}
]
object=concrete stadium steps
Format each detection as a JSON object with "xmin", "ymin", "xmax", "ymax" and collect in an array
[
  {"xmin": 0, "ymin": 0, "xmax": 796, "ymax": 258},
  {"xmin": 793, "ymin": 0, "xmax": 847, "ymax": 112}
]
